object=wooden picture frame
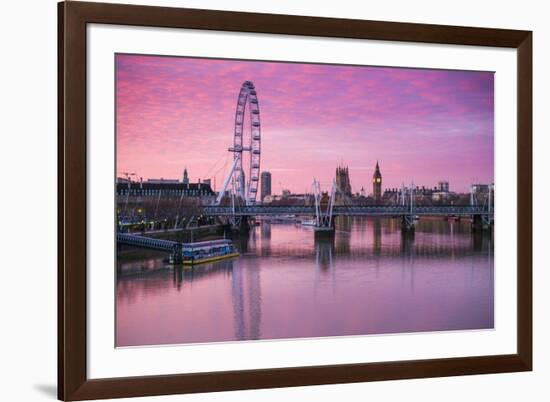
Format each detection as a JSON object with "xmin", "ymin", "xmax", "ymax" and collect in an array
[{"xmin": 58, "ymin": 1, "xmax": 532, "ymax": 400}]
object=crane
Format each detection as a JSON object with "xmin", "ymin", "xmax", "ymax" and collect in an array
[
  {"xmin": 120, "ymin": 172, "xmax": 136, "ymax": 215},
  {"xmin": 120, "ymin": 171, "xmax": 136, "ymax": 183}
]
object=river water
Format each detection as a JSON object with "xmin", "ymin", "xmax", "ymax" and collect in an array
[{"xmin": 116, "ymin": 217, "xmax": 494, "ymax": 347}]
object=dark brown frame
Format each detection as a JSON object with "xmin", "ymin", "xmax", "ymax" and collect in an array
[{"xmin": 58, "ymin": 1, "xmax": 532, "ymax": 400}]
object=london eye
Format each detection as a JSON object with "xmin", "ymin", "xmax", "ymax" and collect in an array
[{"xmin": 217, "ymin": 81, "xmax": 261, "ymax": 205}]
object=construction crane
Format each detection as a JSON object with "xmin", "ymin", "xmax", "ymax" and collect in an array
[
  {"xmin": 120, "ymin": 172, "xmax": 136, "ymax": 215},
  {"xmin": 120, "ymin": 171, "xmax": 136, "ymax": 183}
]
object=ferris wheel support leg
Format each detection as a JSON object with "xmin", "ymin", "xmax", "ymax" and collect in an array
[{"xmin": 216, "ymin": 156, "xmax": 240, "ymax": 205}]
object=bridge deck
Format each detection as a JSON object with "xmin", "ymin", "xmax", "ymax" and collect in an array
[
  {"xmin": 117, "ymin": 233, "xmax": 233, "ymax": 252},
  {"xmin": 117, "ymin": 233, "xmax": 178, "ymax": 252},
  {"xmin": 201, "ymin": 205, "xmax": 492, "ymax": 217}
]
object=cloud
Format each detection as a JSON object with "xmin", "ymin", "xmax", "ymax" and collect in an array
[{"xmin": 116, "ymin": 54, "xmax": 494, "ymax": 193}]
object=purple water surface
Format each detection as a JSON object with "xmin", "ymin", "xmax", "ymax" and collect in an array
[{"xmin": 116, "ymin": 218, "xmax": 493, "ymax": 347}]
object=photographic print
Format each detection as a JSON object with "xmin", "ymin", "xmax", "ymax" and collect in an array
[{"xmin": 115, "ymin": 54, "xmax": 494, "ymax": 347}]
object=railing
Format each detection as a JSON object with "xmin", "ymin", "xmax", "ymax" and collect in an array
[
  {"xmin": 117, "ymin": 233, "xmax": 233, "ymax": 251},
  {"xmin": 117, "ymin": 233, "xmax": 178, "ymax": 251},
  {"xmin": 201, "ymin": 205, "xmax": 491, "ymax": 217}
]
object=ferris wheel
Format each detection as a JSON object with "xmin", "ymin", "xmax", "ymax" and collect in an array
[{"xmin": 217, "ymin": 81, "xmax": 261, "ymax": 205}]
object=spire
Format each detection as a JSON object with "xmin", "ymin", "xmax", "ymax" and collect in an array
[
  {"xmin": 373, "ymin": 161, "xmax": 381, "ymax": 178},
  {"xmin": 183, "ymin": 167, "xmax": 189, "ymax": 184}
]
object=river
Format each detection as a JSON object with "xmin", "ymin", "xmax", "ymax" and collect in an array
[{"xmin": 116, "ymin": 217, "xmax": 494, "ymax": 346}]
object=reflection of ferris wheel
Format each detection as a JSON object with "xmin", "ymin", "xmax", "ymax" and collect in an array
[{"xmin": 216, "ymin": 81, "xmax": 261, "ymax": 206}]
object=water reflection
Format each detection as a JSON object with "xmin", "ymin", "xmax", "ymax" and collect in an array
[
  {"xmin": 116, "ymin": 218, "xmax": 494, "ymax": 346},
  {"xmin": 315, "ymin": 236, "xmax": 334, "ymax": 272},
  {"xmin": 230, "ymin": 257, "xmax": 262, "ymax": 341}
]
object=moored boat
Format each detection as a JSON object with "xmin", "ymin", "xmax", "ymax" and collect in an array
[{"xmin": 181, "ymin": 239, "xmax": 239, "ymax": 266}]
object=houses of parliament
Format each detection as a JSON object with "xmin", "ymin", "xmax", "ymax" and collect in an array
[{"xmin": 335, "ymin": 161, "xmax": 382, "ymax": 202}]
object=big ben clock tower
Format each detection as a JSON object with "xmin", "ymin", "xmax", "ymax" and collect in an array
[{"xmin": 372, "ymin": 161, "xmax": 382, "ymax": 202}]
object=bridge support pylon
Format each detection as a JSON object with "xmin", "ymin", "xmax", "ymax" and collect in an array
[
  {"xmin": 401, "ymin": 215, "xmax": 416, "ymax": 232},
  {"xmin": 313, "ymin": 223, "xmax": 335, "ymax": 237},
  {"xmin": 231, "ymin": 216, "xmax": 251, "ymax": 234},
  {"xmin": 471, "ymin": 214, "xmax": 493, "ymax": 233}
]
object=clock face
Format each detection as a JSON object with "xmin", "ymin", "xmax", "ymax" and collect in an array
[{"xmin": 376, "ymin": 178, "xmax": 381, "ymax": 183}]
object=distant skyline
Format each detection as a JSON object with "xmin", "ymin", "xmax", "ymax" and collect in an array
[{"xmin": 116, "ymin": 54, "xmax": 494, "ymax": 194}]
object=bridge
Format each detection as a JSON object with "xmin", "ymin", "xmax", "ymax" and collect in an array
[
  {"xmin": 201, "ymin": 204, "xmax": 492, "ymax": 232},
  {"xmin": 210, "ymin": 148, "xmax": 494, "ymax": 232},
  {"xmin": 118, "ymin": 232, "xmax": 180, "ymax": 251},
  {"xmin": 201, "ymin": 205, "xmax": 490, "ymax": 217}
]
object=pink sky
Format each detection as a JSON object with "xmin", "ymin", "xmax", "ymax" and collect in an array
[{"xmin": 116, "ymin": 54, "xmax": 494, "ymax": 194}]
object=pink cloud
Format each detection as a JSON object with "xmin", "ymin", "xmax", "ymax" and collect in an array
[{"xmin": 116, "ymin": 55, "xmax": 494, "ymax": 194}]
